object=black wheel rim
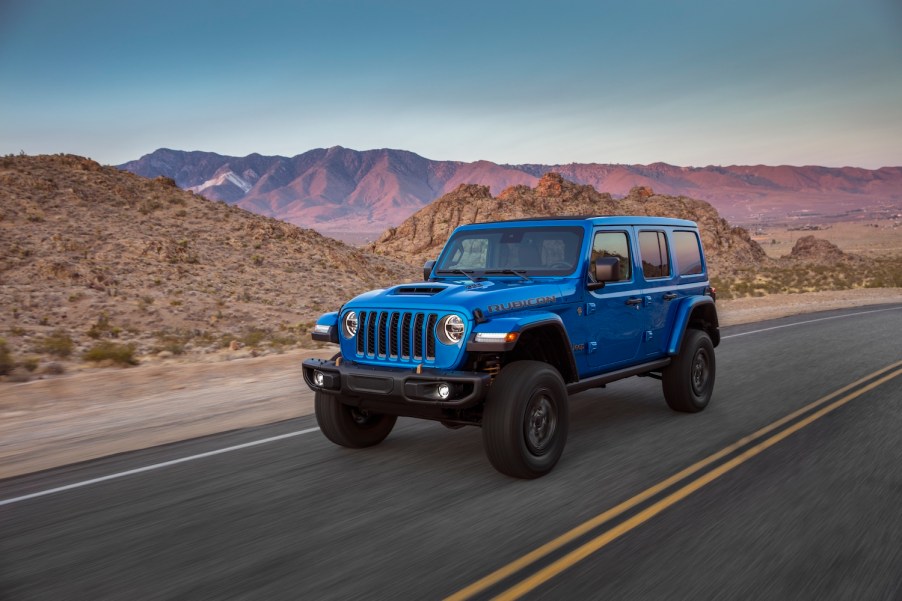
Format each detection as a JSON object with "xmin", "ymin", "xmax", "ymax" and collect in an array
[
  {"xmin": 691, "ymin": 348, "xmax": 710, "ymax": 397},
  {"xmin": 524, "ymin": 389, "xmax": 557, "ymax": 455}
]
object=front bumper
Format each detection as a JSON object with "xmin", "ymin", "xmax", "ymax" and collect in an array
[{"xmin": 302, "ymin": 358, "xmax": 491, "ymax": 410}]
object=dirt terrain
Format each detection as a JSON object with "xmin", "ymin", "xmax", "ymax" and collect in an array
[
  {"xmin": 2, "ymin": 289, "xmax": 899, "ymax": 480},
  {"xmin": 751, "ymin": 220, "xmax": 902, "ymax": 259}
]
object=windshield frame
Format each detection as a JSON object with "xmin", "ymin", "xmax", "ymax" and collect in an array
[{"xmin": 434, "ymin": 225, "xmax": 586, "ymax": 277}]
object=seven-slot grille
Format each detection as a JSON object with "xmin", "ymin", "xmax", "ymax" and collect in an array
[{"xmin": 355, "ymin": 310, "xmax": 439, "ymax": 362}]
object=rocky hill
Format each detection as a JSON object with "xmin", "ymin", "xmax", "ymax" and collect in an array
[
  {"xmin": 0, "ymin": 154, "xmax": 417, "ymax": 371},
  {"xmin": 370, "ymin": 173, "xmax": 768, "ymax": 278},
  {"xmin": 120, "ymin": 148, "xmax": 902, "ymax": 237}
]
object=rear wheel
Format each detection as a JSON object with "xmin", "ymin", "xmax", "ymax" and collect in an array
[
  {"xmin": 663, "ymin": 329, "xmax": 715, "ymax": 412},
  {"xmin": 314, "ymin": 392, "xmax": 397, "ymax": 448},
  {"xmin": 482, "ymin": 361, "xmax": 569, "ymax": 479}
]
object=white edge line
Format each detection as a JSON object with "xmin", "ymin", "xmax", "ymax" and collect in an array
[
  {"xmin": 0, "ymin": 427, "xmax": 320, "ymax": 507},
  {"xmin": 721, "ymin": 306, "xmax": 902, "ymax": 339},
  {"xmin": 4, "ymin": 304, "xmax": 900, "ymax": 506}
]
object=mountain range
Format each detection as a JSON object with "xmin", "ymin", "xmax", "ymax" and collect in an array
[{"xmin": 119, "ymin": 147, "xmax": 902, "ymax": 237}]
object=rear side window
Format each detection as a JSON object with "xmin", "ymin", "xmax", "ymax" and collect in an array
[
  {"xmin": 590, "ymin": 231, "xmax": 631, "ymax": 281},
  {"xmin": 672, "ymin": 231, "xmax": 704, "ymax": 275},
  {"xmin": 638, "ymin": 231, "xmax": 670, "ymax": 279}
]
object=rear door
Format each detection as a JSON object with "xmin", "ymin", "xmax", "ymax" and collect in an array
[{"xmin": 636, "ymin": 229, "xmax": 678, "ymax": 358}]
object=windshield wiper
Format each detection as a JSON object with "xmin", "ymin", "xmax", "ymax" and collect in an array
[
  {"xmin": 485, "ymin": 269, "xmax": 531, "ymax": 281},
  {"xmin": 435, "ymin": 268, "xmax": 482, "ymax": 283}
]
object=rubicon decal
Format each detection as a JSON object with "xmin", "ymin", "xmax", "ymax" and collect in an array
[{"xmin": 486, "ymin": 296, "xmax": 557, "ymax": 313}]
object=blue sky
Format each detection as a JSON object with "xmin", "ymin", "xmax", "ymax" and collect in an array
[{"xmin": 1, "ymin": 0, "xmax": 900, "ymax": 167}]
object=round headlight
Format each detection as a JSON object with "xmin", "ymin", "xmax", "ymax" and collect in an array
[
  {"xmin": 342, "ymin": 311, "xmax": 358, "ymax": 339},
  {"xmin": 437, "ymin": 314, "xmax": 465, "ymax": 344}
]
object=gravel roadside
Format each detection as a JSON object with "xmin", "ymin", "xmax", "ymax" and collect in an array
[{"xmin": 1, "ymin": 288, "xmax": 899, "ymax": 480}]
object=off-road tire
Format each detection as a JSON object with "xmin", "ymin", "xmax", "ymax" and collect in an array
[
  {"xmin": 482, "ymin": 361, "xmax": 569, "ymax": 479},
  {"xmin": 663, "ymin": 328, "xmax": 715, "ymax": 413},
  {"xmin": 314, "ymin": 392, "xmax": 397, "ymax": 448}
]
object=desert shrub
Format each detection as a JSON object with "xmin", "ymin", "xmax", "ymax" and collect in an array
[
  {"xmin": 87, "ymin": 312, "xmax": 115, "ymax": 339},
  {"xmin": 42, "ymin": 362, "xmax": 65, "ymax": 375},
  {"xmin": 39, "ymin": 329, "xmax": 74, "ymax": 357},
  {"xmin": 138, "ymin": 198, "xmax": 162, "ymax": 214},
  {"xmin": 154, "ymin": 330, "xmax": 189, "ymax": 355},
  {"xmin": 19, "ymin": 356, "xmax": 39, "ymax": 372},
  {"xmin": 0, "ymin": 338, "xmax": 13, "ymax": 375},
  {"xmin": 83, "ymin": 341, "xmax": 138, "ymax": 366},
  {"xmin": 241, "ymin": 328, "xmax": 268, "ymax": 347}
]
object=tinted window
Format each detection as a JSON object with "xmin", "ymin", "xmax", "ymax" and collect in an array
[
  {"xmin": 436, "ymin": 226, "xmax": 584, "ymax": 276},
  {"xmin": 590, "ymin": 231, "xmax": 631, "ymax": 281},
  {"xmin": 638, "ymin": 231, "xmax": 670, "ymax": 279},
  {"xmin": 673, "ymin": 230, "xmax": 704, "ymax": 275}
]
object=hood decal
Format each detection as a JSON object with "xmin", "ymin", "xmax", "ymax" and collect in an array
[{"xmin": 487, "ymin": 295, "xmax": 557, "ymax": 313}]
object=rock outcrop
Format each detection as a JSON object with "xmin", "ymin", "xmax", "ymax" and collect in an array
[{"xmin": 787, "ymin": 235, "xmax": 851, "ymax": 263}]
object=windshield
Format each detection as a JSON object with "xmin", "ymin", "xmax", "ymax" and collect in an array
[{"xmin": 435, "ymin": 226, "xmax": 585, "ymax": 276}]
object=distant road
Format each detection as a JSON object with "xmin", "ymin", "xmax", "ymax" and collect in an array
[{"xmin": 2, "ymin": 304, "xmax": 901, "ymax": 600}]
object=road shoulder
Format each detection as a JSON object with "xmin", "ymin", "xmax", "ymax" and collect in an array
[{"xmin": 1, "ymin": 289, "xmax": 899, "ymax": 479}]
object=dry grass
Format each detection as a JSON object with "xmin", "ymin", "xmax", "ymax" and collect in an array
[{"xmin": 711, "ymin": 257, "xmax": 902, "ymax": 300}]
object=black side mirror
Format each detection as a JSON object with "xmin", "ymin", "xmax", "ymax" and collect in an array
[
  {"xmin": 423, "ymin": 260, "xmax": 436, "ymax": 281},
  {"xmin": 588, "ymin": 257, "xmax": 620, "ymax": 290}
]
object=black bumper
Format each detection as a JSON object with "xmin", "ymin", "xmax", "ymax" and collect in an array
[{"xmin": 302, "ymin": 358, "xmax": 491, "ymax": 410}]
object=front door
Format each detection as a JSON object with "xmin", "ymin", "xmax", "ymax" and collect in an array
[{"xmin": 586, "ymin": 229, "xmax": 648, "ymax": 370}]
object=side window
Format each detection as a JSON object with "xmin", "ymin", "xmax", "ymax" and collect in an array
[
  {"xmin": 638, "ymin": 231, "xmax": 670, "ymax": 279},
  {"xmin": 590, "ymin": 231, "xmax": 632, "ymax": 281},
  {"xmin": 672, "ymin": 231, "xmax": 704, "ymax": 275}
]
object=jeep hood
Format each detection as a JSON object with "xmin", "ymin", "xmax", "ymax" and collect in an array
[{"xmin": 345, "ymin": 279, "xmax": 576, "ymax": 317}]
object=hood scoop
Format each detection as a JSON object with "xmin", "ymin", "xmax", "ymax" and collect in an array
[{"xmin": 394, "ymin": 285, "xmax": 447, "ymax": 296}]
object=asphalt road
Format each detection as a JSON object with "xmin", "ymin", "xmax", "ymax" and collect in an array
[{"xmin": 2, "ymin": 304, "xmax": 901, "ymax": 600}]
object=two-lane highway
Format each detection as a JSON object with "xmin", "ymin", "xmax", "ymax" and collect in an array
[{"xmin": 2, "ymin": 304, "xmax": 901, "ymax": 600}]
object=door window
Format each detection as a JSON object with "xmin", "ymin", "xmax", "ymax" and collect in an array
[
  {"xmin": 590, "ymin": 231, "xmax": 632, "ymax": 281},
  {"xmin": 672, "ymin": 231, "xmax": 704, "ymax": 275},
  {"xmin": 638, "ymin": 231, "xmax": 670, "ymax": 279}
]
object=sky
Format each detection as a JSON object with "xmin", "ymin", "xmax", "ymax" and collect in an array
[{"xmin": 1, "ymin": 0, "xmax": 900, "ymax": 168}]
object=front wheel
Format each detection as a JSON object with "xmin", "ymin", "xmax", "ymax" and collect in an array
[
  {"xmin": 663, "ymin": 329, "xmax": 715, "ymax": 413},
  {"xmin": 314, "ymin": 392, "xmax": 397, "ymax": 448},
  {"xmin": 482, "ymin": 361, "xmax": 569, "ymax": 479}
]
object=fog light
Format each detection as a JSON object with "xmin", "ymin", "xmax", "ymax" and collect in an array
[
  {"xmin": 314, "ymin": 370, "xmax": 325, "ymax": 387},
  {"xmin": 436, "ymin": 383, "xmax": 451, "ymax": 399}
]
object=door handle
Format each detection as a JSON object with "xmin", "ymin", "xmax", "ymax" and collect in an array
[
  {"xmin": 663, "ymin": 293, "xmax": 678, "ymax": 301},
  {"xmin": 625, "ymin": 298, "xmax": 643, "ymax": 306}
]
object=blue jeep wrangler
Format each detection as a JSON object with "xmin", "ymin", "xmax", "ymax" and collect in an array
[{"xmin": 303, "ymin": 217, "xmax": 718, "ymax": 478}]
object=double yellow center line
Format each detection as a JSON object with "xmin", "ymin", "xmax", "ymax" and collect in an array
[{"xmin": 447, "ymin": 359, "xmax": 902, "ymax": 601}]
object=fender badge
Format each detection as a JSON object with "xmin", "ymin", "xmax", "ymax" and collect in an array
[{"xmin": 486, "ymin": 296, "xmax": 557, "ymax": 313}]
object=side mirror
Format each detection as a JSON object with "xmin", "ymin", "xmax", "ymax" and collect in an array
[
  {"xmin": 423, "ymin": 259, "xmax": 436, "ymax": 281},
  {"xmin": 588, "ymin": 257, "xmax": 620, "ymax": 290}
]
